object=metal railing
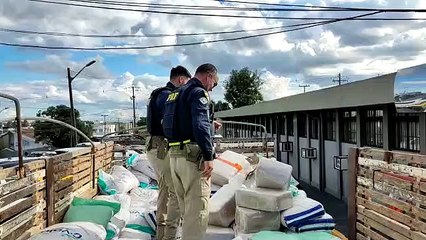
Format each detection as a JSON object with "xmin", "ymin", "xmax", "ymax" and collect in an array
[
  {"xmin": 0, "ymin": 92, "xmax": 24, "ymax": 177},
  {"xmin": 216, "ymin": 120, "xmax": 274, "ymax": 157}
]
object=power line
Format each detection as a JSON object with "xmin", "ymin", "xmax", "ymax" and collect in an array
[
  {"xmin": 0, "ymin": 21, "xmax": 326, "ymax": 39},
  {"xmin": 0, "ymin": 12, "xmax": 382, "ymax": 51},
  {"xmin": 215, "ymin": 0, "xmax": 426, "ymax": 12},
  {"xmin": 37, "ymin": 0, "xmax": 426, "ymax": 13},
  {"xmin": 55, "ymin": 0, "xmax": 344, "ymax": 12},
  {"xmin": 28, "ymin": 0, "xmax": 426, "ymax": 20}
]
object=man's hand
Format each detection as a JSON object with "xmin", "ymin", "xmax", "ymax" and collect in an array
[
  {"xmin": 202, "ymin": 161, "xmax": 214, "ymax": 178},
  {"xmin": 213, "ymin": 120, "xmax": 222, "ymax": 131}
]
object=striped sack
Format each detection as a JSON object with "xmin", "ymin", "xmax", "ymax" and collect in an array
[
  {"xmin": 281, "ymin": 197, "xmax": 325, "ymax": 228},
  {"xmin": 289, "ymin": 213, "xmax": 335, "ymax": 232}
]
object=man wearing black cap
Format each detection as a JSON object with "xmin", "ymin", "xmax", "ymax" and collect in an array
[{"xmin": 146, "ymin": 65, "xmax": 191, "ymax": 240}]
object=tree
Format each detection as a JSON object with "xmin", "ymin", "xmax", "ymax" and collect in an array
[
  {"xmin": 137, "ymin": 117, "xmax": 147, "ymax": 126},
  {"xmin": 224, "ymin": 67, "xmax": 264, "ymax": 108},
  {"xmin": 33, "ymin": 105, "xmax": 94, "ymax": 148},
  {"xmin": 212, "ymin": 100, "xmax": 231, "ymax": 112}
]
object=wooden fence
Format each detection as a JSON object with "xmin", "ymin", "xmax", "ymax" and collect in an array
[
  {"xmin": 348, "ymin": 148, "xmax": 426, "ymax": 240},
  {"xmin": 0, "ymin": 142, "xmax": 114, "ymax": 240}
]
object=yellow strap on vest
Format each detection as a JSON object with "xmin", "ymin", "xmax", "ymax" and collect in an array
[{"xmin": 168, "ymin": 139, "xmax": 191, "ymax": 147}]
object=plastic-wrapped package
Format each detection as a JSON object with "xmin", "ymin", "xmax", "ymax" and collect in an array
[
  {"xmin": 204, "ymin": 226, "xmax": 235, "ymax": 240},
  {"xmin": 218, "ymin": 151, "xmax": 251, "ymax": 173},
  {"xmin": 235, "ymin": 188, "xmax": 292, "ymax": 212},
  {"xmin": 127, "ymin": 154, "xmax": 157, "ymax": 180},
  {"xmin": 29, "ymin": 222, "xmax": 107, "ymax": 240},
  {"xmin": 98, "ymin": 166, "xmax": 139, "ymax": 195},
  {"xmin": 255, "ymin": 158, "xmax": 292, "ymax": 190},
  {"xmin": 235, "ymin": 206, "xmax": 280, "ymax": 234},
  {"xmin": 209, "ymin": 174, "xmax": 245, "ymax": 227},
  {"xmin": 119, "ymin": 228, "xmax": 151, "ymax": 240},
  {"xmin": 281, "ymin": 197, "xmax": 325, "ymax": 228},
  {"xmin": 212, "ymin": 151, "xmax": 251, "ymax": 186}
]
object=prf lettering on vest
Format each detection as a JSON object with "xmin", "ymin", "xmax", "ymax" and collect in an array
[{"xmin": 167, "ymin": 92, "xmax": 179, "ymax": 101}]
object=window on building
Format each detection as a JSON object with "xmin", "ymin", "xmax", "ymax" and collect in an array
[
  {"xmin": 395, "ymin": 113, "xmax": 420, "ymax": 152},
  {"xmin": 272, "ymin": 115, "xmax": 277, "ymax": 134},
  {"xmin": 309, "ymin": 118, "xmax": 319, "ymax": 139},
  {"xmin": 287, "ymin": 114, "xmax": 294, "ymax": 136},
  {"xmin": 365, "ymin": 110, "xmax": 384, "ymax": 148},
  {"xmin": 279, "ymin": 115, "xmax": 286, "ymax": 135},
  {"xmin": 342, "ymin": 111, "xmax": 357, "ymax": 144},
  {"xmin": 324, "ymin": 111, "xmax": 336, "ymax": 141},
  {"xmin": 298, "ymin": 115, "xmax": 307, "ymax": 138}
]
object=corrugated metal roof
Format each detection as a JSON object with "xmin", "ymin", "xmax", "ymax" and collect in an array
[{"xmin": 216, "ymin": 73, "xmax": 396, "ymax": 118}]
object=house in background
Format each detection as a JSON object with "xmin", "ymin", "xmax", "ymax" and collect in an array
[{"xmin": 0, "ymin": 128, "xmax": 52, "ymax": 158}]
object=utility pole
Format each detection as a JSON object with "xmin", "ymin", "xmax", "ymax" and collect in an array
[
  {"xmin": 332, "ymin": 73, "xmax": 349, "ymax": 85},
  {"xmin": 101, "ymin": 114, "xmax": 108, "ymax": 135},
  {"xmin": 132, "ymin": 86, "xmax": 136, "ymax": 128},
  {"xmin": 299, "ymin": 84, "xmax": 310, "ymax": 93}
]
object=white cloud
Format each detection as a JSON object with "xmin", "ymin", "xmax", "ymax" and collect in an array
[{"xmin": 1, "ymin": 0, "xmax": 426, "ymax": 117}]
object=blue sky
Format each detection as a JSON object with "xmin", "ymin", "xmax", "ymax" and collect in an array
[{"xmin": 1, "ymin": 0, "xmax": 425, "ymax": 122}]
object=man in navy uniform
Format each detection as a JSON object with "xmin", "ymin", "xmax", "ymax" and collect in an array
[
  {"xmin": 146, "ymin": 65, "xmax": 191, "ymax": 240},
  {"xmin": 162, "ymin": 63, "xmax": 219, "ymax": 240}
]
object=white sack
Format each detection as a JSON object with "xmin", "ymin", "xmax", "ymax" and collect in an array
[
  {"xmin": 130, "ymin": 170, "xmax": 152, "ymax": 184},
  {"xmin": 127, "ymin": 188, "xmax": 158, "ymax": 235},
  {"xmin": 98, "ymin": 166, "xmax": 139, "ymax": 195},
  {"xmin": 94, "ymin": 194, "xmax": 131, "ymax": 236},
  {"xmin": 235, "ymin": 206, "xmax": 280, "ymax": 234},
  {"xmin": 29, "ymin": 222, "xmax": 106, "ymax": 240},
  {"xmin": 127, "ymin": 153, "xmax": 157, "ymax": 180},
  {"xmin": 236, "ymin": 188, "xmax": 293, "ymax": 212},
  {"xmin": 255, "ymin": 158, "xmax": 292, "ymax": 190},
  {"xmin": 209, "ymin": 174, "xmax": 245, "ymax": 227},
  {"xmin": 119, "ymin": 228, "xmax": 151, "ymax": 240}
]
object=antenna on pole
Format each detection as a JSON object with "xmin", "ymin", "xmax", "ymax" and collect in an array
[
  {"xmin": 299, "ymin": 84, "xmax": 310, "ymax": 93},
  {"xmin": 332, "ymin": 73, "xmax": 349, "ymax": 85}
]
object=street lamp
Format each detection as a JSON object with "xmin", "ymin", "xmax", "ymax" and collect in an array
[{"xmin": 68, "ymin": 60, "xmax": 96, "ymax": 146}]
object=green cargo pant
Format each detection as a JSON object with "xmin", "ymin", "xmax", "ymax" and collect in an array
[
  {"xmin": 147, "ymin": 148, "xmax": 181, "ymax": 240},
  {"xmin": 169, "ymin": 146, "xmax": 211, "ymax": 240}
]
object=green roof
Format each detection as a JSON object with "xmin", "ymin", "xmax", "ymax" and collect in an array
[{"xmin": 216, "ymin": 73, "xmax": 396, "ymax": 118}]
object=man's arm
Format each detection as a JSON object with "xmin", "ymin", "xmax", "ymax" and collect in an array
[{"xmin": 190, "ymin": 89, "xmax": 214, "ymax": 161}]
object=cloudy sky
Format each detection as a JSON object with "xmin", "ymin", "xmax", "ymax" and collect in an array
[{"xmin": 0, "ymin": 0, "xmax": 425, "ymax": 123}]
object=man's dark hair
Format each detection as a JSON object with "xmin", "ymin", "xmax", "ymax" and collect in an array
[
  {"xmin": 195, "ymin": 63, "xmax": 217, "ymax": 75},
  {"xmin": 170, "ymin": 65, "xmax": 191, "ymax": 80}
]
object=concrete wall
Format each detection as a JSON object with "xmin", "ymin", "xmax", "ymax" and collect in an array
[
  {"xmin": 324, "ymin": 140, "xmax": 340, "ymax": 198},
  {"xmin": 288, "ymin": 136, "xmax": 297, "ymax": 178},
  {"xmin": 299, "ymin": 137, "xmax": 309, "ymax": 183},
  {"xmin": 279, "ymin": 135, "xmax": 288, "ymax": 163},
  {"xmin": 311, "ymin": 139, "xmax": 320, "ymax": 189}
]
